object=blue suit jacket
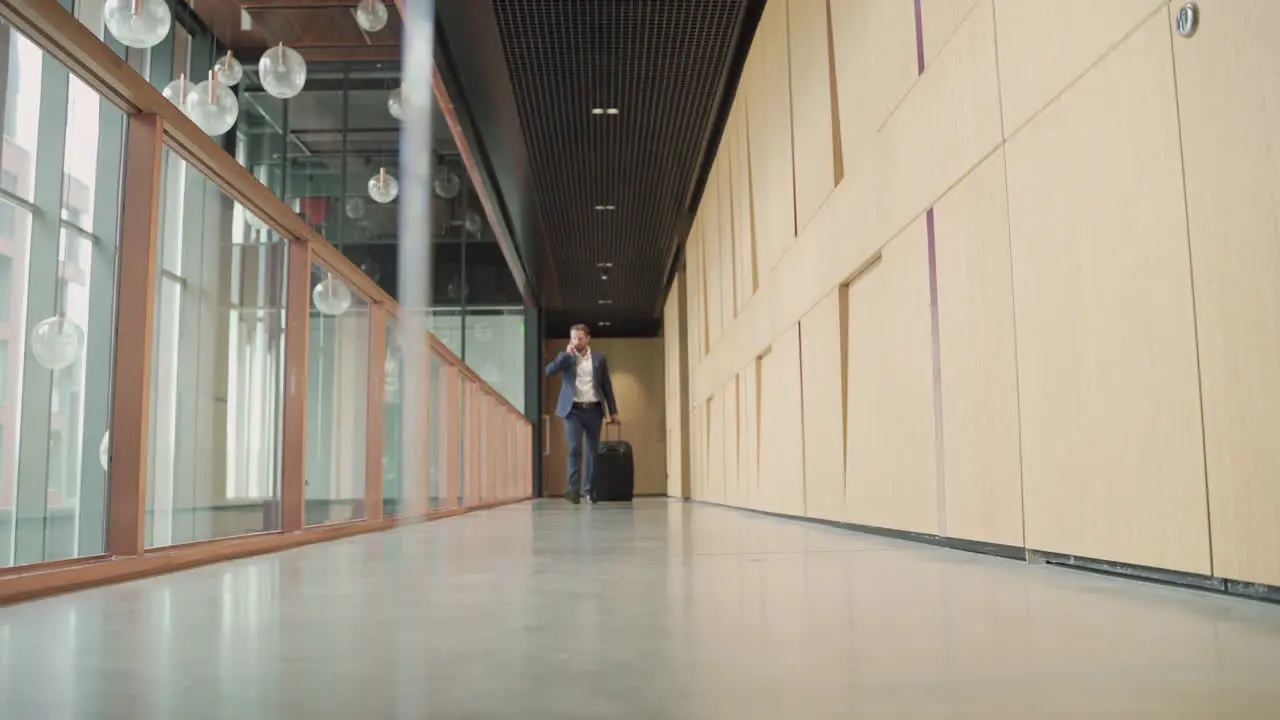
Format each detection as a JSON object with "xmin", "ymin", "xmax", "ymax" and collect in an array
[{"xmin": 545, "ymin": 350, "xmax": 619, "ymax": 418}]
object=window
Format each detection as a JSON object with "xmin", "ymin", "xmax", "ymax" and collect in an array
[
  {"xmin": 305, "ymin": 264, "xmax": 369, "ymax": 526},
  {"xmin": 0, "ymin": 25, "xmax": 125, "ymax": 568},
  {"xmin": 148, "ymin": 148, "xmax": 289, "ymax": 548}
]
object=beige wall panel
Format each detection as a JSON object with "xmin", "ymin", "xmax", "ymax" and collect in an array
[
  {"xmin": 799, "ymin": 289, "xmax": 846, "ymax": 522},
  {"xmin": 844, "ymin": 221, "xmax": 938, "ymax": 533},
  {"xmin": 722, "ymin": 376, "xmax": 741, "ymax": 507},
  {"xmin": 994, "ymin": 0, "xmax": 1167, "ymax": 134},
  {"xmin": 829, "ymin": 0, "xmax": 919, "ymax": 153},
  {"xmin": 703, "ymin": 170, "xmax": 724, "ymax": 346},
  {"xmin": 870, "ymin": 1, "xmax": 1002, "ymax": 235},
  {"xmin": 745, "ymin": 0, "xmax": 797, "ymax": 279},
  {"xmin": 932, "ymin": 150, "xmax": 1024, "ymax": 547},
  {"xmin": 738, "ymin": 365, "xmax": 760, "ymax": 511},
  {"xmin": 692, "ymin": 2, "xmax": 1001, "ymax": 405},
  {"xmin": 757, "ymin": 325, "xmax": 807, "ymax": 516},
  {"xmin": 664, "ymin": 277, "xmax": 687, "ymax": 498},
  {"xmin": 788, "ymin": 0, "xmax": 837, "ymax": 232},
  {"xmin": 1004, "ymin": 14, "xmax": 1210, "ymax": 573},
  {"xmin": 686, "ymin": 221, "xmax": 703, "ymax": 367},
  {"xmin": 729, "ymin": 105, "xmax": 757, "ymax": 309},
  {"xmin": 708, "ymin": 393, "xmax": 725, "ymax": 504},
  {"xmin": 923, "ymin": 0, "xmax": 976, "ymax": 66},
  {"xmin": 718, "ymin": 158, "xmax": 738, "ymax": 322},
  {"xmin": 1173, "ymin": 0, "xmax": 1280, "ymax": 586}
]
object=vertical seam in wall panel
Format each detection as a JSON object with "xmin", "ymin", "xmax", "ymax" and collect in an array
[
  {"xmin": 927, "ymin": 208, "xmax": 948, "ymax": 537},
  {"xmin": 990, "ymin": 0, "xmax": 1030, "ymax": 549},
  {"xmin": 797, "ymin": 324, "xmax": 809, "ymax": 517},
  {"xmin": 913, "ymin": 0, "xmax": 926, "ymax": 75},
  {"xmin": 744, "ymin": 96, "xmax": 760, "ymax": 294},
  {"xmin": 784, "ymin": 0, "xmax": 799, "ymax": 238},
  {"xmin": 1165, "ymin": 2, "xmax": 1216, "ymax": 574},
  {"xmin": 825, "ymin": 0, "xmax": 844, "ymax": 186},
  {"xmin": 838, "ymin": 282, "xmax": 850, "ymax": 506},
  {"xmin": 726, "ymin": 130, "xmax": 739, "ymax": 318}
]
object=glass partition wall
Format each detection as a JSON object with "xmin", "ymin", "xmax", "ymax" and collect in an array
[{"xmin": 0, "ymin": 4, "xmax": 533, "ymax": 587}]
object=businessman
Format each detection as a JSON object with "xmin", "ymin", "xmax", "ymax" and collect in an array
[{"xmin": 545, "ymin": 324, "xmax": 619, "ymax": 504}]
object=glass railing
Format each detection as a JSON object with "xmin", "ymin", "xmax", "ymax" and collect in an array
[{"xmin": 0, "ymin": 6, "xmax": 532, "ymax": 599}]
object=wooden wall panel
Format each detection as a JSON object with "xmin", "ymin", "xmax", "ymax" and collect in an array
[
  {"xmin": 663, "ymin": 273, "xmax": 688, "ymax": 498},
  {"xmin": 718, "ymin": 157, "xmax": 737, "ymax": 321},
  {"xmin": 845, "ymin": 222, "xmax": 937, "ymax": 534},
  {"xmin": 737, "ymin": 366, "xmax": 760, "ymax": 511},
  {"xmin": 829, "ymin": 0, "xmax": 919, "ymax": 152},
  {"xmin": 728, "ymin": 105, "xmax": 757, "ymax": 309},
  {"xmin": 707, "ymin": 393, "xmax": 725, "ymax": 504},
  {"xmin": 923, "ymin": 0, "xmax": 977, "ymax": 66},
  {"xmin": 745, "ymin": 0, "xmax": 796, "ymax": 278},
  {"xmin": 1005, "ymin": 13, "xmax": 1209, "ymax": 574},
  {"xmin": 787, "ymin": 0, "xmax": 837, "ymax": 231},
  {"xmin": 722, "ymin": 376, "xmax": 740, "ymax": 507},
  {"xmin": 994, "ymin": 0, "xmax": 1166, "ymax": 133},
  {"xmin": 1173, "ymin": 0, "xmax": 1280, "ymax": 586},
  {"xmin": 757, "ymin": 325, "xmax": 806, "ymax": 516},
  {"xmin": 688, "ymin": 220, "xmax": 707, "ymax": 363},
  {"xmin": 799, "ymin": 288, "xmax": 846, "ymax": 522},
  {"xmin": 704, "ymin": 169, "xmax": 724, "ymax": 345},
  {"xmin": 932, "ymin": 151, "xmax": 1024, "ymax": 547}
]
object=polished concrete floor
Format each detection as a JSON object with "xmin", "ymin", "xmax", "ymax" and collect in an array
[{"xmin": 2, "ymin": 499, "xmax": 1280, "ymax": 718}]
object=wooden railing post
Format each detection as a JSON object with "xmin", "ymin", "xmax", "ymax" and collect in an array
[
  {"xmin": 106, "ymin": 113, "xmax": 164, "ymax": 557},
  {"xmin": 280, "ymin": 241, "xmax": 312, "ymax": 532}
]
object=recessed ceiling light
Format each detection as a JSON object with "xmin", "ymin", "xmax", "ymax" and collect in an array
[
  {"xmin": 605, "ymin": 108, "xmax": 619, "ymax": 115},
  {"xmin": 598, "ymin": 299, "xmax": 613, "ymax": 305},
  {"xmin": 593, "ymin": 205, "xmax": 616, "ymax": 211},
  {"xmin": 599, "ymin": 321, "xmax": 612, "ymax": 327},
  {"xmin": 591, "ymin": 108, "xmax": 605, "ymax": 115},
  {"xmin": 596, "ymin": 261, "xmax": 613, "ymax": 268}
]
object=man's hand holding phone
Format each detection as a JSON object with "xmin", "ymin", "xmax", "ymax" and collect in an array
[{"xmin": 566, "ymin": 343, "xmax": 577, "ymax": 356}]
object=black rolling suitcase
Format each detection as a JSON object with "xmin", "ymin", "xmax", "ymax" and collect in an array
[{"xmin": 594, "ymin": 423, "xmax": 635, "ymax": 501}]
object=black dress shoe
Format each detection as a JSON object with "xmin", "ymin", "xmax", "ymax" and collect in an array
[
  {"xmin": 565, "ymin": 491, "xmax": 581, "ymax": 505},
  {"xmin": 586, "ymin": 492, "xmax": 598, "ymax": 505}
]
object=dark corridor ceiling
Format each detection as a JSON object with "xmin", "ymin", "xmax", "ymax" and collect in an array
[{"xmin": 489, "ymin": 0, "xmax": 763, "ymax": 335}]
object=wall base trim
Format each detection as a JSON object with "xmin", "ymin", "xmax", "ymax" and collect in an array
[{"xmin": 686, "ymin": 499, "xmax": 1280, "ymax": 605}]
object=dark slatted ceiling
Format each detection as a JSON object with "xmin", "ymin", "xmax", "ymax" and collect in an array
[{"xmin": 492, "ymin": 0, "xmax": 750, "ymax": 324}]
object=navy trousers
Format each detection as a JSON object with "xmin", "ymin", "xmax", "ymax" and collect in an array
[{"xmin": 563, "ymin": 402, "xmax": 604, "ymax": 496}]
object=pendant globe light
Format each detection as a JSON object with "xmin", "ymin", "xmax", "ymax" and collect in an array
[
  {"xmin": 387, "ymin": 87, "xmax": 403, "ymax": 120},
  {"xmin": 258, "ymin": 42, "xmax": 307, "ymax": 100},
  {"xmin": 161, "ymin": 72, "xmax": 193, "ymax": 114},
  {"xmin": 313, "ymin": 272, "xmax": 353, "ymax": 316},
  {"xmin": 31, "ymin": 249, "xmax": 85, "ymax": 371},
  {"xmin": 345, "ymin": 196, "xmax": 367, "ymax": 220},
  {"xmin": 432, "ymin": 168, "xmax": 461, "ymax": 199},
  {"xmin": 463, "ymin": 209, "xmax": 482, "ymax": 234},
  {"xmin": 368, "ymin": 167, "xmax": 399, "ymax": 204},
  {"xmin": 214, "ymin": 50, "xmax": 244, "ymax": 86},
  {"xmin": 104, "ymin": 0, "xmax": 171, "ymax": 49},
  {"xmin": 355, "ymin": 0, "xmax": 389, "ymax": 32},
  {"xmin": 189, "ymin": 70, "xmax": 239, "ymax": 137}
]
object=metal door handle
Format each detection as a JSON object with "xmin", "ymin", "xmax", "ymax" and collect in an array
[{"xmin": 542, "ymin": 415, "xmax": 550, "ymax": 456}]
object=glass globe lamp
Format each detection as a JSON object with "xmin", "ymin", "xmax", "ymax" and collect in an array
[
  {"xmin": 359, "ymin": 258, "xmax": 381, "ymax": 282},
  {"xmin": 188, "ymin": 72, "xmax": 239, "ymax": 137},
  {"xmin": 214, "ymin": 51, "xmax": 244, "ymax": 86},
  {"xmin": 161, "ymin": 73, "xmax": 192, "ymax": 113},
  {"xmin": 368, "ymin": 168, "xmax": 399, "ymax": 204},
  {"xmin": 387, "ymin": 87, "xmax": 403, "ymax": 120},
  {"xmin": 104, "ymin": 0, "xmax": 171, "ymax": 49},
  {"xmin": 464, "ymin": 210, "xmax": 482, "ymax": 233},
  {"xmin": 99, "ymin": 432, "xmax": 110, "ymax": 472},
  {"xmin": 313, "ymin": 274, "xmax": 352, "ymax": 316},
  {"xmin": 355, "ymin": 0, "xmax": 389, "ymax": 32},
  {"xmin": 30, "ymin": 316, "xmax": 85, "ymax": 370},
  {"xmin": 258, "ymin": 43, "xmax": 307, "ymax": 100},
  {"xmin": 433, "ymin": 170, "xmax": 461, "ymax": 199},
  {"xmin": 345, "ymin": 196, "xmax": 367, "ymax": 220}
]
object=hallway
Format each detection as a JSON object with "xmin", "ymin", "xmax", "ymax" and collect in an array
[{"xmin": 2, "ymin": 499, "xmax": 1280, "ymax": 718}]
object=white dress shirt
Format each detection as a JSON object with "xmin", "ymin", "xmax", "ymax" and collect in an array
[{"xmin": 573, "ymin": 351, "xmax": 599, "ymax": 403}]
